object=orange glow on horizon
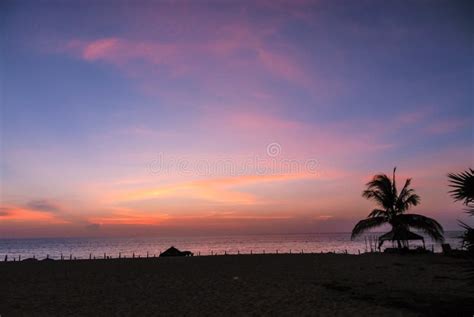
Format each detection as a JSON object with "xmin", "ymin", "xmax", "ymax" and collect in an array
[{"xmin": 0, "ymin": 206, "xmax": 67, "ymax": 224}]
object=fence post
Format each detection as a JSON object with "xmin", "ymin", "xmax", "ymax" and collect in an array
[{"xmin": 4, "ymin": 255, "xmax": 7, "ymax": 262}]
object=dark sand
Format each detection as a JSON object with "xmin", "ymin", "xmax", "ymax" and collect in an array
[{"xmin": 1, "ymin": 254, "xmax": 473, "ymax": 316}]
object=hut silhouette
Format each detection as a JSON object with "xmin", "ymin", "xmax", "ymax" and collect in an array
[
  {"xmin": 160, "ymin": 246, "xmax": 193, "ymax": 257},
  {"xmin": 378, "ymin": 227, "xmax": 425, "ymax": 249}
]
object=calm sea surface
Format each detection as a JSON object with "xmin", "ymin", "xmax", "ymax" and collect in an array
[{"xmin": 0, "ymin": 232, "xmax": 463, "ymax": 260}]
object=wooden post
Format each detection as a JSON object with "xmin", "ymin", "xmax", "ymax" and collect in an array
[
  {"xmin": 47, "ymin": 254, "xmax": 49, "ymax": 259},
  {"xmin": 132, "ymin": 253, "xmax": 135, "ymax": 259},
  {"xmin": 104, "ymin": 253, "xmax": 106, "ymax": 260},
  {"xmin": 358, "ymin": 250, "xmax": 360, "ymax": 255},
  {"xmin": 19, "ymin": 255, "xmax": 21, "ymax": 261},
  {"xmin": 4, "ymin": 255, "xmax": 7, "ymax": 262},
  {"xmin": 69, "ymin": 254, "xmax": 72, "ymax": 260},
  {"xmin": 250, "ymin": 250, "xmax": 252, "ymax": 255},
  {"xmin": 61, "ymin": 253, "xmax": 64, "ymax": 260},
  {"xmin": 237, "ymin": 250, "xmax": 239, "ymax": 255},
  {"xmin": 89, "ymin": 253, "xmax": 92, "ymax": 260},
  {"xmin": 276, "ymin": 250, "xmax": 278, "ymax": 254},
  {"xmin": 119, "ymin": 252, "xmax": 121, "ymax": 259},
  {"xmin": 147, "ymin": 252, "xmax": 149, "ymax": 258},
  {"xmin": 289, "ymin": 249, "xmax": 291, "ymax": 254}
]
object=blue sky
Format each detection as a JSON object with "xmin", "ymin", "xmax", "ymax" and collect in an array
[{"xmin": 1, "ymin": 0, "xmax": 472, "ymax": 237}]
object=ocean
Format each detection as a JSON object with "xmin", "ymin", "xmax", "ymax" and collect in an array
[{"xmin": 0, "ymin": 231, "xmax": 463, "ymax": 260}]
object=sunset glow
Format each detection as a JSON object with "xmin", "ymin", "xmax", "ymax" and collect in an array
[{"xmin": 1, "ymin": 0, "xmax": 472, "ymax": 238}]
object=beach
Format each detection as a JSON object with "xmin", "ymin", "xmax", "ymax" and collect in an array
[{"xmin": 1, "ymin": 253, "xmax": 472, "ymax": 316}]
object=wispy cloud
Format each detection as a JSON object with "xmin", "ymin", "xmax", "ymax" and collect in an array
[
  {"xmin": 62, "ymin": 20, "xmax": 313, "ymax": 88},
  {"xmin": 26, "ymin": 199, "xmax": 61, "ymax": 213}
]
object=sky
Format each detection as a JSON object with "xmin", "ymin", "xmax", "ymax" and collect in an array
[{"xmin": 0, "ymin": 0, "xmax": 472, "ymax": 238}]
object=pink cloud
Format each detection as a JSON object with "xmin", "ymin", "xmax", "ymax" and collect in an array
[
  {"xmin": 67, "ymin": 38, "xmax": 179, "ymax": 67},
  {"xmin": 256, "ymin": 48, "xmax": 310, "ymax": 85},
  {"xmin": 396, "ymin": 109, "xmax": 430, "ymax": 125},
  {"xmin": 62, "ymin": 26, "xmax": 311, "ymax": 87},
  {"xmin": 82, "ymin": 38, "xmax": 120, "ymax": 61}
]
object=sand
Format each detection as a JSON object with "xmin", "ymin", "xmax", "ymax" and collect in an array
[{"xmin": 0, "ymin": 253, "xmax": 473, "ymax": 316}]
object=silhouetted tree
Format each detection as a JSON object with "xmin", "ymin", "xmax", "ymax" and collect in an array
[
  {"xmin": 448, "ymin": 168, "xmax": 474, "ymax": 215},
  {"xmin": 458, "ymin": 221, "xmax": 474, "ymax": 252},
  {"xmin": 351, "ymin": 168, "xmax": 444, "ymax": 248},
  {"xmin": 448, "ymin": 168, "xmax": 474, "ymax": 253}
]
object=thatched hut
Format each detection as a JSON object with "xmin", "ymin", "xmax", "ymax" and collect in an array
[
  {"xmin": 378, "ymin": 227, "xmax": 425, "ymax": 249},
  {"xmin": 160, "ymin": 246, "xmax": 193, "ymax": 257}
]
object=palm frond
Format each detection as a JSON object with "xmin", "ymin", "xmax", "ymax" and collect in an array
[
  {"xmin": 396, "ymin": 179, "xmax": 420, "ymax": 213},
  {"xmin": 367, "ymin": 209, "xmax": 387, "ymax": 218},
  {"xmin": 448, "ymin": 168, "xmax": 474, "ymax": 205},
  {"xmin": 397, "ymin": 214, "xmax": 444, "ymax": 242},
  {"xmin": 351, "ymin": 216, "xmax": 387, "ymax": 240},
  {"xmin": 466, "ymin": 203, "xmax": 474, "ymax": 216},
  {"xmin": 362, "ymin": 174, "xmax": 395, "ymax": 210}
]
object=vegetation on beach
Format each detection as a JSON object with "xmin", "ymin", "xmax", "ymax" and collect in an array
[
  {"xmin": 448, "ymin": 168, "xmax": 474, "ymax": 215},
  {"xmin": 351, "ymin": 168, "xmax": 444, "ymax": 248},
  {"xmin": 448, "ymin": 168, "xmax": 474, "ymax": 252}
]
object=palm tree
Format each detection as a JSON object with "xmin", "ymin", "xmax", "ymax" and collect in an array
[
  {"xmin": 448, "ymin": 168, "xmax": 474, "ymax": 253},
  {"xmin": 448, "ymin": 168, "xmax": 474, "ymax": 215},
  {"xmin": 351, "ymin": 167, "xmax": 444, "ymax": 248}
]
